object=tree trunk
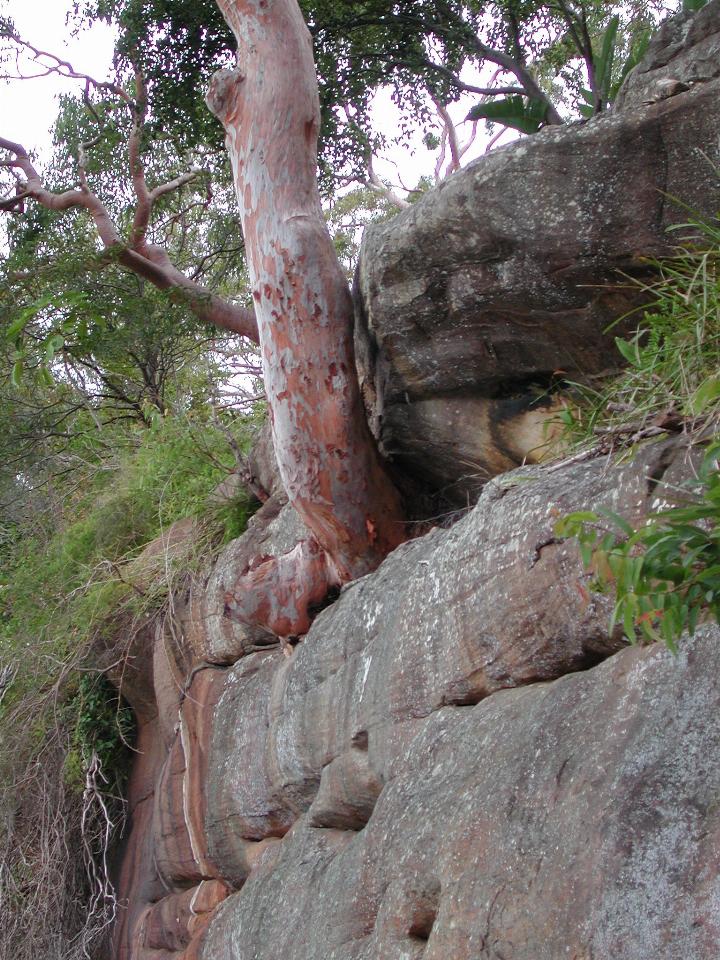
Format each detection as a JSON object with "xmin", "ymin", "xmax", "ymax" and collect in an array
[{"xmin": 208, "ymin": 0, "xmax": 407, "ymax": 636}]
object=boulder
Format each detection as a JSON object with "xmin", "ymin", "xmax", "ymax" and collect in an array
[
  {"xmin": 354, "ymin": 0, "xmax": 720, "ymax": 505},
  {"xmin": 615, "ymin": 0, "xmax": 720, "ymax": 110},
  {"xmin": 201, "ymin": 440, "xmax": 678, "ymax": 885},
  {"xmin": 112, "ymin": 438, "xmax": 717, "ymax": 960}
]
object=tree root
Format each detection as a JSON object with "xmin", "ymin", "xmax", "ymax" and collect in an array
[{"xmin": 223, "ymin": 538, "xmax": 339, "ymax": 639}]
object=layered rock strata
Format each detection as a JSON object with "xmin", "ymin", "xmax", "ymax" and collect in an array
[{"xmin": 113, "ymin": 438, "xmax": 720, "ymax": 959}]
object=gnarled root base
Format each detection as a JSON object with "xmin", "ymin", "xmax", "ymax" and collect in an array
[{"xmin": 224, "ymin": 538, "xmax": 339, "ymax": 639}]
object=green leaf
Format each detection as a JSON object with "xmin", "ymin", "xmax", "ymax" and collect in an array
[
  {"xmin": 37, "ymin": 366, "xmax": 55, "ymax": 388},
  {"xmin": 6, "ymin": 313, "xmax": 29, "ymax": 340},
  {"xmin": 43, "ymin": 334, "xmax": 66, "ymax": 363},
  {"xmin": 597, "ymin": 508, "xmax": 634, "ymax": 537},
  {"xmin": 623, "ymin": 597, "xmax": 637, "ymax": 643},
  {"xmin": 615, "ymin": 336, "xmax": 641, "ymax": 366},
  {"xmin": 687, "ymin": 376, "xmax": 720, "ymax": 415},
  {"xmin": 595, "ymin": 16, "xmax": 619, "ymax": 99},
  {"xmin": 467, "ymin": 96, "xmax": 548, "ymax": 135},
  {"xmin": 613, "ymin": 28, "xmax": 651, "ymax": 97},
  {"xmin": 11, "ymin": 359, "xmax": 24, "ymax": 388},
  {"xmin": 580, "ymin": 541, "xmax": 594, "ymax": 567}
]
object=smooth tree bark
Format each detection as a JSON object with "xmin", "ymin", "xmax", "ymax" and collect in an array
[
  {"xmin": 2, "ymin": 7, "xmax": 409, "ymax": 637},
  {"xmin": 207, "ymin": 0, "xmax": 407, "ymax": 636}
]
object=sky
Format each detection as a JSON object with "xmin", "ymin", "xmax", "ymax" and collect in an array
[{"xmin": 1, "ymin": 1, "xmax": 116, "ymax": 164}]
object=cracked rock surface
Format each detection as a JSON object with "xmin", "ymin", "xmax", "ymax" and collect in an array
[{"xmin": 112, "ymin": 440, "xmax": 720, "ymax": 960}]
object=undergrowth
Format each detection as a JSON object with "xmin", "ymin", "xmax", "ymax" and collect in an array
[
  {"xmin": 0, "ymin": 408, "xmax": 261, "ymax": 960},
  {"xmin": 557, "ymin": 443, "xmax": 720, "ymax": 651},
  {"xmin": 556, "ymin": 211, "xmax": 720, "ymax": 652},
  {"xmin": 558, "ymin": 213, "xmax": 720, "ymax": 448}
]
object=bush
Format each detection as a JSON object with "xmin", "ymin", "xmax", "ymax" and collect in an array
[
  {"xmin": 556, "ymin": 210, "xmax": 720, "ymax": 653},
  {"xmin": 557, "ymin": 443, "xmax": 720, "ymax": 652},
  {"xmin": 559, "ymin": 213, "xmax": 720, "ymax": 449}
]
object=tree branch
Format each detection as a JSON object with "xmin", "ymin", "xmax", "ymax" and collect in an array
[
  {"xmin": 465, "ymin": 37, "xmax": 563, "ymax": 125},
  {"xmin": 363, "ymin": 155, "xmax": 410, "ymax": 210},
  {"xmin": 0, "ymin": 133, "xmax": 259, "ymax": 342},
  {"xmin": 433, "ymin": 99, "xmax": 461, "ymax": 174},
  {"xmin": 420, "ymin": 58, "xmax": 526, "ymax": 98},
  {"xmin": 0, "ymin": 36, "xmax": 133, "ymax": 107}
]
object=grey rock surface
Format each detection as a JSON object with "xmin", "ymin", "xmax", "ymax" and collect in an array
[
  {"xmin": 615, "ymin": 0, "xmax": 720, "ymax": 110},
  {"xmin": 354, "ymin": 0, "xmax": 720, "ymax": 505},
  {"xmin": 201, "ymin": 441, "xmax": 682, "ymax": 888},
  {"xmin": 201, "ymin": 625, "xmax": 720, "ymax": 960},
  {"xmin": 112, "ymin": 439, "xmax": 716, "ymax": 960}
]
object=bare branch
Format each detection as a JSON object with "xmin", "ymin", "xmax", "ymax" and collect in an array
[
  {"xmin": 465, "ymin": 38, "xmax": 563, "ymax": 125},
  {"xmin": 364, "ymin": 155, "xmax": 410, "ymax": 210},
  {"xmin": 1, "ymin": 42, "xmax": 259, "ymax": 341},
  {"xmin": 0, "ymin": 35, "xmax": 133, "ymax": 107},
  {"xmin": 420, "ymin": 58, "xmax": 526, "ymax": 97},
  {"xmin": 433, "ymin": 99, "xmax": 461, "ymax": 175}
]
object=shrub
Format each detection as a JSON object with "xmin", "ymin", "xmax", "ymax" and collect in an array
[
  {"xmin": 557, "ymin": 443, "xmax": 720, "ymax": 652},
  {"xmin": 559, "ymin": 213, "xmax": 720, "ymax": 449},
  {"xmin": 556, "ymin": 210, "xmax": 720, "ymax": 653},
  {"xmin": 0, "ymin": 407, "xmax": 260, "ymax": 960}
]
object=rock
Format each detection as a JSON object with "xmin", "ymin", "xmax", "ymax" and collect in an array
[
  {"xmin": 142, "ymin": 880, "xmax": 230, "ymax": 955},
  {"xmin": 354, "ymin": 0, "xmax": 720, "ymax": 506},
  {"xmin": 201, "ymin": 624, "xmax": 720, "ymax": 960},
  {"xmin": 111, "ymin": 438, "xmax": 713, "ymax": 959},
  {"xmin": 199, "ymin": 441, "xmax": 677, "ymax": 888},
  {"xmin": 615, "ymin": 0, "xmax": 720, "ymax": 111},
  {"xmin": 172, "ymin": 494, "xmax": 312, "ymax": 664}
]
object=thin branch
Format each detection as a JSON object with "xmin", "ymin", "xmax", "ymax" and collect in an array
[
  {"xmin": 0, "ymin": 37, "xmax": 133, "ymax": 105},
  {"xmin": 363, "ymin": 154, "xmax": 410, "ymax": 210},
  {"xmin": 433, "ymin": 99, "xmax": 461, "ymax": 174},
  {"xmin": 420, "ymin": 58, "xmax": 526, "ymax": 97}
]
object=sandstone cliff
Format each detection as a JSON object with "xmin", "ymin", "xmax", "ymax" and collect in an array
[{"xmin": 110, "ymin": 6, "xmax": 720, "ymax": 958}]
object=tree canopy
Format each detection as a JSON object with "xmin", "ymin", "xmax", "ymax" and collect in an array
[{"xmin": 69, "ymin": 0, "xmax": 674, "ymax": 189}]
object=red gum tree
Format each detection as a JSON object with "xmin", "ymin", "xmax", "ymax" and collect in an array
[
  {"xmin": 1, "ymin": 0, "xmax": 408, "ymax": 638},
  {"xmin": 208, "ymin": 0, "xmax": 407, "ymax": 636}
]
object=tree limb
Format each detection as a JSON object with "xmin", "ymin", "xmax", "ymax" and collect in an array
[
  {"xmin": 0, "ymin": 133, "xmax": 259, "ymax": 342},
  {"xmin": 420, "ymin": 58, "xmax": 526, "ymax": 98},
  {"xmin": 363, "ymin": 155, "xmax": 410, "ymax": 210},
  {"xmin": 465, "ymin": 37, "xmax": 563, "ymax": 125},
  {"xmin": 433, "ymin": 99, "xmax": 461, "ymax": 174}
]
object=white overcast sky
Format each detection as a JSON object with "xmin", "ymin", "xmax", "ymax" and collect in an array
[
  {"xmin": 1, "ymin": 0, "xmax": 502, "ymax": 189},
  {"xmin": 1, "ymin": 1, "xmax": 116, "ymax": 162}
]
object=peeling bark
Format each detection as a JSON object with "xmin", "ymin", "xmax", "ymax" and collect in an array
[{"xmin": 208, "ymin": 0, "xmax": 407, "ymax": 634}]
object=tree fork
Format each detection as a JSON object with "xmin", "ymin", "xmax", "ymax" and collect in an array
[{"xmin": 208, "ymin": 0, "xmax": 407, "ymax": 634}]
